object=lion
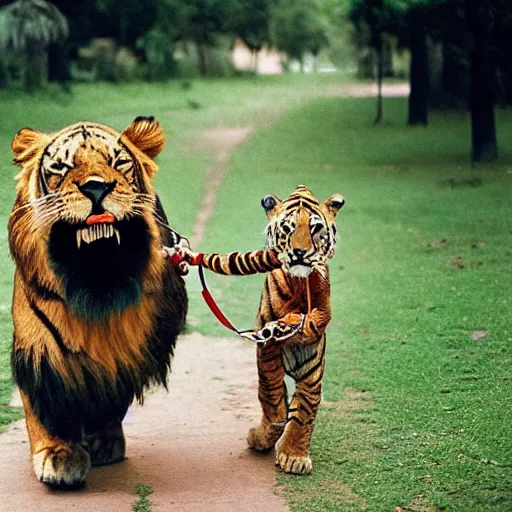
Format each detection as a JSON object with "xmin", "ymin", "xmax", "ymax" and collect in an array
[{"xmin": 8, "ymin": 117, "xmax": 187, "ymax": 486}]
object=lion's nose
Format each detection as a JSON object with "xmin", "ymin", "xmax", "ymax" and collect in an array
[{"xmin": 78, "ymin": 180, "xmax": 116, "ymax": 208}]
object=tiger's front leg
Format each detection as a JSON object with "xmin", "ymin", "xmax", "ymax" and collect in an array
[
  {"xmin": 275, "ymin": 336, "xmax": 326, "ymax": 475},
  {"xmin": 21, "ymin": 391, "xmax": 91, "ymax": 487},
  {"xmin": 247, "ymin": 342, "xmax": 288, "ymax": 451}
]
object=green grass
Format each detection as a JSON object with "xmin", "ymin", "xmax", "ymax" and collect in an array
[
  {"xmin": 0, "ymin": 74, "xmax": 347, "ymax": 426},
  {"xmin": 190, "ymin": 98, "xmax": 512, "ymax": 510},
  {"xmin": 133, "ymin": 484, "xmax": 153, "ymax": 512},
  {"xmin": 1, "ymin": 77, "xmax": 511, "ymax": 510}
]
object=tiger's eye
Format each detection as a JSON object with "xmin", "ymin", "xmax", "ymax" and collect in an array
[{"xmin": 311, "ymin": 223, "xmax": 324, "ymax": 235}]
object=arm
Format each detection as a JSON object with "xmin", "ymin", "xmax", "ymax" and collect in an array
[
  {"xmin": 187, "ymin": 249, "xmax": 281, "ymax": 275},
  {"xmin": 268, "ymin": 268, "xmax": 332, "ymax": 345}
]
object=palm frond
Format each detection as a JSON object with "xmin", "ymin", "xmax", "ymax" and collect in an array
[{"xmin": 0, "ymin": 0, "xmax": 68, "ymax": 52}]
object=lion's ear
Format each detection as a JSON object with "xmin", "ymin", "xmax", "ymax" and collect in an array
[
  {"xmin": 122, "ymin": 116, "xmax": 165, "ymax": 159},
  {"xmin": 12, "ymin": 128, "xmax": 48, "ymax": 165}
]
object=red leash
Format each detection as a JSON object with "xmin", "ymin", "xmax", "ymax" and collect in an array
[{"xmin": 164, "ymin": 245, "xmax": 305, "ymax": 343}]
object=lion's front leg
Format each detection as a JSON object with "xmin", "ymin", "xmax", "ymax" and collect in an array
[
  {"xmin": 85, "ymin": 420, "xmax": 126, "ymax": 466},
  {"xmin": 21, "ymin": 391, "xmax": 91, "ymax": 487}
]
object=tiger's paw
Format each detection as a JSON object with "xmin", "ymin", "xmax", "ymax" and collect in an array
[
  {"xmin": 33, "ymin": 443, "xmax": 91, "ymax": 487},
  {"xmin": 275, "ymin": 450, "xmax": 312, "ymax": 475},
  {"xmin": 86, "ymin": 422, "xmax": 126, "ymax": 466},
  {"xmin": 247, "ymin": 424, "xmax": 282, "ymax": 451}
]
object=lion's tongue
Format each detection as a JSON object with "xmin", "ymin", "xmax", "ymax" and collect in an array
[{"xmin": 86, "ymin": 212, "xmax": 116, "ymax": 225}]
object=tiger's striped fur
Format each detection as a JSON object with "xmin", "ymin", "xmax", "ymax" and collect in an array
[{"xmin": 188, "ymin": 185, "xmax": 344, "ymax": 474}]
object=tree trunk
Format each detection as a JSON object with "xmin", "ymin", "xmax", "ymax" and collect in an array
[
  {"xmin": 440, "ymin": 41, "xmax": 469, "ymax": 108},
  {"xmin": 196, "ymin": 42, "xmax": 208, "ymax": 77},
  {"xmin": 466, "ymin": 0, "xmax": 497, "ymax": 164},
  {"xmin": 25, "ymin": 39, "xmax": 48, "ymax": 91},
  {"xmin": 374, "ymin": 43, "xmax": 383, "ymax": 125},
  {"xmin": 408, "ymin": 7, "xmax": 429, "ymax": 125}
]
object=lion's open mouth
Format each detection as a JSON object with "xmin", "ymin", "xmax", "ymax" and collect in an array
[{"xmin": 48, "ymin": 216, "xmax": 152, "ymax": 320}]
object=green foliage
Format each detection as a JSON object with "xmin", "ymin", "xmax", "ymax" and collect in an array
[
  {"xmin": 137, "ymin": 27, "xmax": 178, "ymax": 82},
  {"xmin": 226, "ymin": 0, "xmax": 271, "ymax": 52},
  {"xmin": 0, "ymin": 0, "xmax": 68, "ymax": 52},
  {"xmin": 133, "ymin": 484, "xmax": 153, "ymax": 512},
  {"xmin": 270, "ymin": 0, "xmax": 330, "ymax": 65},
  {"xmin": 0, "ymin": 0, "xmax": 69, "ymax": 90}
]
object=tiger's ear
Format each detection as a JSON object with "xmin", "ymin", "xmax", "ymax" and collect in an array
[
  {"xmin": 324, "ymin": 194, "xmax": 345, "ymax": 216},
  {"xmin": 12, "ymin": 127, "xmax": 49, "ymax": 165},
  {"xmin": 261, "ymin": 194, "xmax": 281, "ymax": 218},
  {"xmin": 122, "ymin": 116, "xmax": 165, "ymax": 159}
]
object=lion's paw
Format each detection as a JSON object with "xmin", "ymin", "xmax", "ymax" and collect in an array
[
  {"xmin": 33, "ymin": 443, "xmax": 91, "ymax": 487},
  {"xmin": 86, "ymin": 423, "xmax": 126, "ymax": 466},
  {"xmin": 275, "ymin": 449, "xmax": 312, "ymax": 475}
]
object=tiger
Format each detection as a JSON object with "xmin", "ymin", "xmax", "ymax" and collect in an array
[
  {"xmin": 183, "ymin": 185, "xmax": 344, "ymax": 474},
  {"xmin": 8, "ymin": 117, "xmax": 187, "ymax": 486}
]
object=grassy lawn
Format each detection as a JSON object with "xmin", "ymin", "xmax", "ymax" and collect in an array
[
  {"xmin": 191, "ymin": 98, "xmax": 512, "ymax": 510},
  {"xmin": 1, "ymin": 77, "xmax": 510, "ymax": 511},
  {"xmin": 0, "ymin": 74, "xmax": 346, "ymax": 427}
]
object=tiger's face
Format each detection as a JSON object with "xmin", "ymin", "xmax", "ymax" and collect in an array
[
  {"xmin": 262, "ymin": 185, "xmax": 344, "ymax": 278},
  {"xmin": 9, "ymin": 117, "xmax": 167, "ymax": 319}
]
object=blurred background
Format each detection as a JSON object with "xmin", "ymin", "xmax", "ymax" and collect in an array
[{"xmin": 0, "ymin": 0, "xmax": 510, "ymax": 164}]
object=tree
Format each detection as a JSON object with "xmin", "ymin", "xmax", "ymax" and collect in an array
[
  {"xmin": 270, "ymin": 0, "xmax": 330, "ymax": 72},
  {"xmin": 0, "ymin": 0, "xmax": 68, "ymax": 90},
  {"xmin": 407, "ymin": 4, "xmax": 429, "ymax": 125},
  {"xmin": 349, "ymin": 0, "xmax": 398, "ymax": 124},
  {"xmin": 228, "ymin": 0, "xmax": 271, "ymax": 64},
  {"xmin": 464, "ymin": 0, "xmax": 497, "ymax": 164},
  {"xmin": 171, "ymin": 0, "xmax": 237, "ymax": 76}
]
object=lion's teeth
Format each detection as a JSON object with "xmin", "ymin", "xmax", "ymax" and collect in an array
[{"xmin": 79, "ymin": 224, "xmax": 117, "ymax": 244}]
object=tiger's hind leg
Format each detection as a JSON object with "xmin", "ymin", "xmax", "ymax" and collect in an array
[
  {"xmin": 86, "ymin": 421, "xmax": 126, "ymax": 466},
  {"xmin": 21, "ymin": 391, "xmax": 91, "ymax": 487},
  {"xmin": 247, "ymin": 343, "xmax": 288, "ymax": 451},
  {"xmin": 275, "ymin": 337, "xmax": 325, "ymax": 475}
]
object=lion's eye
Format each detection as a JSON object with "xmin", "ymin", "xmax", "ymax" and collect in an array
[
  {"xmin": 50, "ymin": 161, "xmax": 71, "ymax": 172},
  {"xmin": 113, "ymin": 158, "xmax": 132, "ymax": 171}
]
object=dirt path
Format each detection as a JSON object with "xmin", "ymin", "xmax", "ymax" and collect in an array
[
  {"xmin": 0, "ymin": 125, "xmax": 288, "ymax": 511},
  {"xmin": 189, "ymin": 126, "xmax": 252, "ymax": 249},
  {"xmin": 0, "ymin": 334, "xmax": 288, "ymax": 511}
]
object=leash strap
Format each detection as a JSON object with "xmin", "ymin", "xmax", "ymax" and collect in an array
[
  {"xmin": 198, "ymin": 266, "xmax": 240, "ymax": 332},
  {"xmin": 197, "ymin": 265, "xmax": 305, "ymax": 344}
]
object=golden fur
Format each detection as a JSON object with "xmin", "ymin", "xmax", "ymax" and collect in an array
[
  {"xmin": 187, "ymin": 185, "xmax": 344, "ymax": 474},
  {"xmin": 9, "ymin": 117, "xmax": 187, "ymax": 486}
]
